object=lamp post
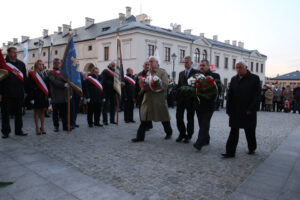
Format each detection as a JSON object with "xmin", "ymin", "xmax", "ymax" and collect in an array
[{"xmin": 171, "ymin": 53, "xmax": 177, "ymax": 81}]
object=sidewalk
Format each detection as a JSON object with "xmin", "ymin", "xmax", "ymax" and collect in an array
[
  {"xmin": 229, "ymin": 126, "xmax": 300, "ymax": 200},
  {"xmin": 0, "ymin": 139, "xmax": 137, "ymax": 200}
]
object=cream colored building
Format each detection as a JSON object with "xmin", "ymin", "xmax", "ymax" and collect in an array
[{"xmin": 1, "ymin": 7, "xmax": 267, "ymax": 86}]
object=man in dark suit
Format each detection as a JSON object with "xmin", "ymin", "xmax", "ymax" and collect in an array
[
  {"xmin": 193, "ymin": 60, "xmax": 221, "ymax": 150},
  {"xmin": 222, "ymin": 60, "xmax": 261, "ymax": 158},
  {"xmin": 123, "ymin": 67, "xmax": 136, "ymax": 123},
  {"xmin": 176, "ymin": 56, "xmax": 199, "ymax": 143},
  {"xmin": 1, "ymin": 47, "xmax": 28, "ymax": 138}
]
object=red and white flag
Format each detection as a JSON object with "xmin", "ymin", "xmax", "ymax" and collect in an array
[
  {"xmin": 29, "ymin": 71, "xmax": 49, "ymax": 96},
  {"xmin": 87, "ymin": 76, "xmax": 103, "ymax": 92},
  {"xmin": 0, "ymin": 50, "xmax": 24, "ymax": 82}
]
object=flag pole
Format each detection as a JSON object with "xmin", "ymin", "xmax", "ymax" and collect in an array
[
  {"xmin": 116, "ymin": 95, "xmax": 119, "ymax": 125},
  {"xmin": 67, "ymin": 87, "xmax": 71, "ymax": 132}
]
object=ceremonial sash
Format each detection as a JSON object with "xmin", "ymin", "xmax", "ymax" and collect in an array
[
  {"xmin": 87, "ymin": 76, "xmax": 103, "ymax": 92},
  {"xmin": 29, "ymin": 71, "xmax": 49, "ymax": 96},
  {"xmin": 3, "ymin": 63, "xmax": 24, "ymax": 82},
  {"xmin": 49, "ymin": 70, "xmax": 60, "ymax": 77},
  {"xmin": 124, "ymin": 75, "xmax": 136, "ymax": 86},
  {"xmin": 105, "ymin": 68, "xmax": 115, "ymax": 77}
]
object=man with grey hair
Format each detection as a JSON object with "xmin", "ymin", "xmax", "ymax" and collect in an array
[{"xmin": 222, "ymin": 60, "xmax": 261, "ymax": 158}]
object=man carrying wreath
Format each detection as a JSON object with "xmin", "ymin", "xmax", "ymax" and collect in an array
[{"xmin": 131, "ymin": 56, "xmax": 172, "ymax": 142}]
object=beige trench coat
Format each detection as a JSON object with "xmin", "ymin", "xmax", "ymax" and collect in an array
[
  {"xmin": 265, "ymin": 89, "xmax": 274, "ymax": 105},
  {"xmin": 140, "ymin": 68, "xmax": 171, "ymax": 122}
]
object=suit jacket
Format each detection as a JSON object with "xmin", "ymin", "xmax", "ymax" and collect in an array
[
  {"xmin": 226, "ymin": 70, "xmax": 261, "ymax": 128},
  {"xmin": 272, "ymin": 88, "xmax": 281, "ymax": 101},
  {"xmin": 100, "ymin": 66, "xmax": 115, "ymax": 97},
  {"xmin": 176, "ymin": 68, "xmax": 199, "ymax": 105},
  {"xmin": 47, "ymin": 70, "xmax": 68, "ymax": 104},
  {"xmin": 122, "ymin": 74, "xmax": 136, "ymax": 101},
  {"xmin": 84, "ymin": 74, "xmax": 104, "ymax": 103}
]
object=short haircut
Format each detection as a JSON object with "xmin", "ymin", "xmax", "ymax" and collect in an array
[
  {"xmin": 148, "ymin": 56, "xmax": 158, "ymax": 62},
  {"xmin": 92, "ymin": 67, "xmax": 99, "ymax": 72},
  {"xmin": 53, "ymin": 58, "xmax": 60, "ymax": 62},
  {"xmin": 184, "ymin": 56, "xmax": 192, "ymax": 61},
  {"xmin": 201, "ymin": 59, "xmax": 210, "ymax": 66},
  {"xmin": 7, "ymin": 47, "xmax": 17, "ymax": 53},
  {"xmin": 126, "ymin": 68, "xmax": 132, "ymax": 73}
]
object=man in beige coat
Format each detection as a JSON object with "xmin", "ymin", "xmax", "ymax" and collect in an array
[{"xmin": 132, "ymin": 56, "xmax": 172, "ymax": 142}]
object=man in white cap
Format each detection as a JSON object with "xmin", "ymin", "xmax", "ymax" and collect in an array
[{"xmin": 222, "ymin": 60, "xmax": 261, "ymax": 158}]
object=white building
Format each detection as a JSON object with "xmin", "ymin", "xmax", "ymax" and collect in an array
[{"xmin": 1, "ymin": 7, "xmax": 267, "ymax": 86}]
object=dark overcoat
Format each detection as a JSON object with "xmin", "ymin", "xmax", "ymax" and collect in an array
[{"xmin": 226, "ymin": 71, "xmax": 261, "ymax": 128}]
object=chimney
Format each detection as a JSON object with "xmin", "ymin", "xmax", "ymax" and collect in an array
[
  {"xmin": 58, "ymin": 26, "xmax": 62, "ymax": 34},
  {"xmin": 7, "ymin": 41, "xmax": 13, "ymax": 46},
  {"xmin": 43, "ymin": 29, "xmax": 48, "ymax": 38},
  {"xmin": 13, "ymin": 38, "xmax": 18, "ymax": 44},
  {"xmin": 85, "ymin": 17, "xmax": 94, "ymax": 28},
  {"xmin": 126, "ymin": 6, "xmax": 132, "ymax": 18},
  {"xmin": 238, "ymin": 41, "xmax": 244, "ymax": 48},
  {"xmin": 21, "ymin": 36, "xmax": 29, "ymax": 42},
  {"xmin": 200, "ymin": 33, "xmax": 205, "ymax": 37},
  {"xmin": 62, "ymin": 24, "xmax": 71, "ymax": 36},
  {"xmin": 225, "ymin": 40, "xmax": 230, "ymax": 44},
  {"xmin": 53, "ymin": 31, "xmax": 58, "ymax": 35},
  {"xmin": 213, "ymin": 35, "xmax": 218, "ymax": 41},
  {"xmin": 144, "ymin": 16, "xmax": 151, "ymax": 25},
  {"xmin": 232, "ymin": 40, "xmax": 237, "ymax": 46},
  {"xmin": 73, "ymin": 29, "xmax": 77, "ymax": 36},
  {"xmin": 119, "ymin": 13, "xmax": 126, "ymax": 25},
  {"xmin": 174, "ymin": 24, "xmax": 181, "ymax": 32},
  {"xmin": 184, "ymin": 29, "xmax": 192, "ymax": 35}
]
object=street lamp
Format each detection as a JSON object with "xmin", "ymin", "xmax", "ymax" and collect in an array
[{"xmin": 171, "ymin": 53, "xmax": 177, "ymax": 81}]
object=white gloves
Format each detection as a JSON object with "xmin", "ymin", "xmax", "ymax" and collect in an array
[
  {"xmin": 48, "ymin": 98, "xmax": 51, "ymax": 102},
  {"xmin": 64, "ymin": 83, "xmax": 70, "ymax": 88},
  {"xmin": 102, "ymin": 98, "xmax": 106, "ymax": 103},
  {"xmin": 30, "ymin": 100, "xmax": 34, "ymax": 104},
  {"xmin": 87, "ymin": 98, "xmax": 91, "ymax": 103}
]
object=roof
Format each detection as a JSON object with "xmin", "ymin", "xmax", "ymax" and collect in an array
[
  {"xmin": 271, "ymin": 71, "xmax": 300, "ymax": 81},
  {"xmin": 6, "ymin": 16, "xmax": 266, "ymax": 58}
]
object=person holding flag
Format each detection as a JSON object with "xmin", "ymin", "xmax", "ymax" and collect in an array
[
  {"xmin": 0, "ymin": 47, "xmax": 28, "ymax": 138},
  {"xmin": 122, "ymin": 67, "xmax": 136, "ymax": 123},
  {"xmin": 85, "ymin": 67, "xmax": 104, "ymax": 127},
  {"xmin": 28, "ymin": 60, "xmax": 49, "ymax": 135}
]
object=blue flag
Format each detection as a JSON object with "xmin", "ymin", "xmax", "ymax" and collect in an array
[{"xmin": 61, "ymin": 35, "xmax": 82, "ymax": 95}]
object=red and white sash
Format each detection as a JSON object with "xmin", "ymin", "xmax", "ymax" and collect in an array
[
  {"xmin": 105, "ymin": 68, "xmax": 115, "ymax": 77},
  {"xmin": 87, "ymin": 76, "xmax": 103, "ymax": 93},
  {"xmin": 4, "ymin": 63, "xmax": 24, "ymax": 82},
  {"xmin": 124, "ymin": 75, "xmax": 136, "ymax": 86},
  {"xmin": 49, "ymin": 70, "xmax": 60, "ymax": 77},
  {"xmin": 29, "ymin": 71, "xmax": 49, "ymax": 96}
]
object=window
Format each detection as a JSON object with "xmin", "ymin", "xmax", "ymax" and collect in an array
[
  {"xmin": 256, "ymin": 63, "xmax": 259, "ymax": 72},
  {"xmin": 43, "ymin": 52, "xmax": 46, "ymax": 57},
  {"xmin": 102, "ymin": 27, "xmax": 110, "ymax": 31},
  {"xmin": 232, "ymin": 59, "xmax": 236, "ymax": 69},
  {"xmin": 224, "ymin": 57, "xmax": 228, "ymax": 69},
  {"xmin": 148, "ymin": 45, "xmax": 154, "ymax": 57},
  {"xmin": 54, "ymin": 50, "xmax": 58, "ymax": 55},
  {"xmin": 88, "ymin": 45, "xmax": 92, "ymax": 51},
  {"xmin": 202, "ymin": 50, "xmax": 207, "ymax": 60},
  {"xmin": 215, "ymin": 56, "xmax": 219, "ymax": 68},
  {"xmin": 261, "ymin": 64, "xmax": 264, "ymax": 73},
  {"xmin": 224, "ymin": 78, "xmax": 228, "ymax": 87},
  {"xmin": 164, "ymin": 47, "xmax": 170, "ymax": 62},
  {"xmin": 104, "ymin": 46, "xmax": 109, "ymax": 61},
  {"xmin": 180, "ymin": 49, "xmax": 185, "ymax": 63},
  {"xmin": 251, "ymin": 62, "xmax": 254, "ymax": 71},
  {"xmin": 194, "ymin": 48, "xmax": 200, "ymax": 63},
  {"xmin": 32, "ymin": 53, "xmax": 35, "ymax": 58}
]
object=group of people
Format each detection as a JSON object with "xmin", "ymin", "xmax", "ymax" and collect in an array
[
  {"xmin": 0, "ymin": 46, "xmax": 262, "ymax": 158},
  {"xmin": 261, "ymin": 83, "xmax": 300, "ymax": 113}
]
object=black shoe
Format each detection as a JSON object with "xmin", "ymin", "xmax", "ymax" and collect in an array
[
  {"xmin": 221, "ymin": 153, "xmax": 235, "ymax": 158},
  {"xmin": 183, "ymin": 138, "xmax": 190, "ymax": 144},
  {"xmin": 203, "ymin": 141, "xmax": 210, "ymax": 146},
  {"xmin": 164, "ymin": 134, "xmax": 172, "ymax": 140},
  {"xmin": 129, "ymin": 120, "xmax": 136, "ymax": 123},
  {"xmin": 63, "ymin": 128, "xmax": 69, "ymax": 131},
  {"xmin": 110, "ymin": 121, "xmax": 117, "ymax": 124},
  {"xmin": 131, "ymin": 138, "xmax": 144, "ymax": 142},
  {"xmin": 54, "ymin": 127, "xmax": 59, "ymax": 132},
  {"xmin": 125, "ymin": 121, "xmax": 130, "ymax": 123},
  {"xmin": 2, "ymin": 135, "xmax": 9, "ymax": 139},
  {"xmin": 94, "ymin": 124, "xmax": 103, "ymax": 127},
  {"xmin": 75, "ymin": 124, "xmax": 79, "ymax": 128},
  {"xmin": 145, "ymin": 128, "xmax": 151, "ymax": 132},
  {"xmin": 176, "ymin": 135, "xmax": 185, "ymax": 142},
  {"xmin": 36, "ymin": 132, "xmax": 41, "ymax": 135},
  {"xmin": 193, "ymin": 143, "xmax": 202, "ymax": 151},
  {"xmin": 104, "ymin": 122, "xmax": 108, "ymax": 125},
  {"xmin": 15, "ymin": 132, "xmax": 27, "ymax": 136},
  {"xmin": 88, "ymin": 124, "xmax": 93, "ymax": 128},
  {"xmin": 248, "ymin": 150, "xmax": 255, "ymax": 155}
]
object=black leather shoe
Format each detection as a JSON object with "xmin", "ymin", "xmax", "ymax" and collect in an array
[
  {"xmin": 54, "ymin": 127, "xmax": 59, "ymax": 132},
  {"xmin": 94, "ymin": 124, "xmax": 103, "ymax": 127},
  {"xmin": 131, "ymin": 138, "xmax": 144, "ymax": 142},
  {"xmin": 125, "ymin": 121, "xmax": 130, "ymax": 123},
  {"xmin": 193, "ymin": 143, "xmax": 202, "ymax": 151},
  {"xmin": 15, "ymin": 132, "xmax": 27, "ymax": 136},
  {"xmin": 183, "ymin": 138, "xmax": 190, "ymax": 144},
  {"xmin": 36, "ymin": 132, "xmax": 41, "ymax": 136},
  {"xmin": 176, "ymin": 136, "xmax": 185, "ymax": 142},
  {"xmin": 2, "ymin": 135, "xmax": 9, "ymax": 139},
  {"xmin": 248, "ymin": 150, "xmax": 255, "ymax": 155},
  {"xmin": 88, "ymin": 124, "xmax": 93, "ymax": 128},
  {"xmin": 164, "ymin": 134, "xmax": 172, "ymax": 140},
  {"xmin": 104, "ymin": 122, "xmax": 108, "ymax": 125},
  {"xmin": 75, "ymin": 124, "xmax": 79, "ymax": 128},
  {"xmin": 221, "ymin": 153, "xmax": 235, "ymax": 158},
  {"xmin": 203, "ymin": 141, "xmax": 210, "ymax": 146},
  {"xmin": 110, "ymin": 122, "xmax": 117, "ymax": 124},
  {"xmin": 129, "ymin": 120, "xmax": 136, "ymax": 123}
]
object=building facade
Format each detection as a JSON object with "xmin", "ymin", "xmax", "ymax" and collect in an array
[
  {"xmin": 268, "ymin": 70, "xmax": 300, "ymax": 89},
  {"xmin": 1, "ymin": 7, "xmax": 267, "ymax": 86}
]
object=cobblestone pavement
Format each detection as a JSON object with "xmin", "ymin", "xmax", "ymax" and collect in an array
[{"xmin": 5, "ymin": 108, "xmax": 300, "ymax": 200}]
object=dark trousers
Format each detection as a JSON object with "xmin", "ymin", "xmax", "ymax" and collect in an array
[
  {"xmin": 293, "ymin": 99, "xmax": 300, "ymax": 113},
  {"xmin": 176, "ymin": 102, "xmax": 195, "ymax": 139},
  {"xmin": 124, "ymin": 99, "xmax": 134, "ymax": 122},
  {"xmin": 260, "ymin": 100, "xmax": 266, "ymax": 111},
  {"xmin": 71, "ymin": 95, "xmax": 81, "ymax": 127},
  {"xmin": 103, "ymin": 94, "xmax": 116, "ymax": 123},
  {"xmin": 87, "ymin": 102, "xmax": 102, "ymax": 125},
  {"xmin": 273, "ymin": 100, "xmax": 281, "ymax": 112},
  {"xmin": 1, "ymin": 97, "xmax": 23, "ymax": 135},
  {"xmin": 195, "ymin": 111, "xmax": 213, "ymax": 145},
  {"xmin": 52, "ymin": 103, "xmax": 67, "ymax": 130},
  {"xmin": 226, "ymin": 127, "xmax": 257, "ymax": 155},
  {"xmin": 136, "ymin": 121, "xmax": 172, "ymax": 140}
]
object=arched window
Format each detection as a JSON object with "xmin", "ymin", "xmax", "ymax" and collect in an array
[
  {"xmin": 202, "ymin": 49, "xmax": 207, "ymax": 60},
  {"xmin": 194, "ymin": 48, "xmax": 200, "ymax": 63}
]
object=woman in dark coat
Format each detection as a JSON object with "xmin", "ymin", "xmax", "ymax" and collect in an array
[
  {"xmin": 222, "ymin": 60, "xmax": 261, "ymax": 158},
  {"xmin": 28, "ymin": 60, "xmax": 49, "ymax": 135}
]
